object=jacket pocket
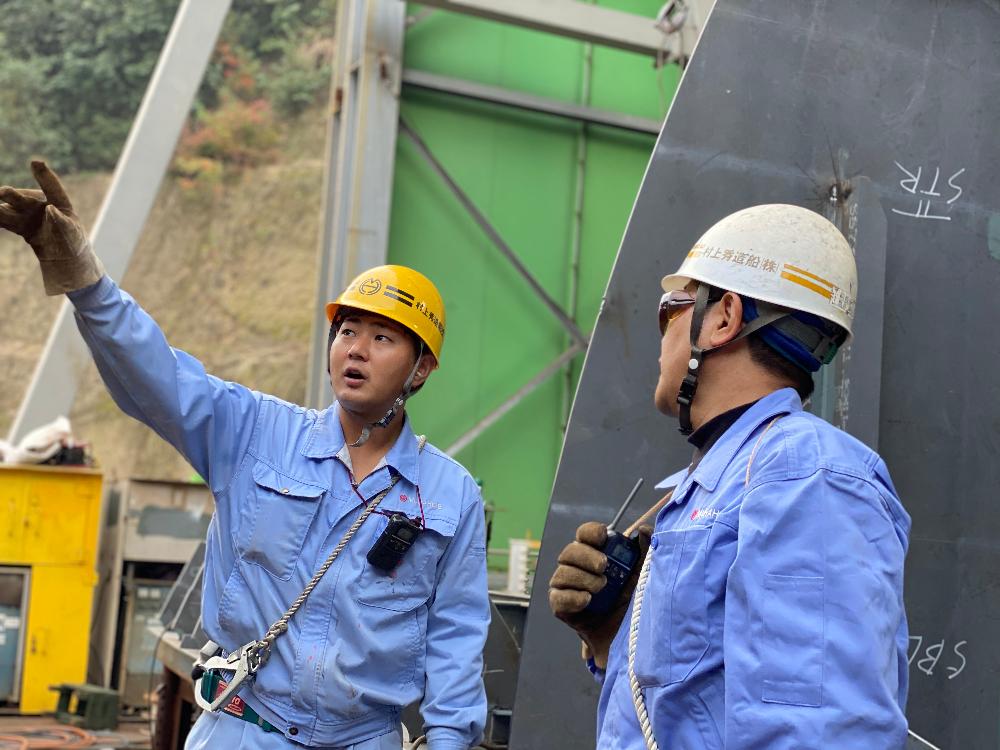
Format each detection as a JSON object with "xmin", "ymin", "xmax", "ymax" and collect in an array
[
  {"xmin": 635, "ymin": 527, "xmax": 711, "ymax": 687},
  {"xmin": 241, "ymin": 461, "xmax": 325, "ymax": 580},
  {"xmin": 356, "ymin": 514, "xmax": 456, "ymax": 612},
  {"xmin": 760, "ymin": 573, "xmax": 824, "ymax": 707}
]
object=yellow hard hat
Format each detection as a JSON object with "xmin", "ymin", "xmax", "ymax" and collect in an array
[{"xmin": 326, "ymin": 265, "xmax": 446, "ymax": 360}]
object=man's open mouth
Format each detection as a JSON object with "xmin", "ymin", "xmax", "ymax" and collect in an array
[{"xmin": 343, "ymin": 367, "xmax": 367, "ymax": 384}]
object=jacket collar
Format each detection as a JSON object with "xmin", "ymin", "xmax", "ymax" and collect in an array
[
  {"xmin": 682, "ymin": 387, "xmax": 802, "ymax": 494},
  {"xmin": 302, "ymin": 402, "xmax": 421, "ymax": 485}
]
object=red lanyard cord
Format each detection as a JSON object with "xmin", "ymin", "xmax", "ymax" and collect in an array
[
  {"xmin": 352, "ymin": 476, "xmax": 426, "ymax": 529},
  {"xmin": 351, "ymin": 482, "xmax": 391, "ymax": 519},
  {"xmin": 415, "ymin": 484, "xmax": 427, "ymax": 529}
]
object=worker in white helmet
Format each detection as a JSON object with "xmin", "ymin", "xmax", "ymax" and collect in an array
[
  {"xmin": 549, "ymin": 205, "xmax": 911, "ymax": 748},
  {"xmin": 0, "ymin": 162, "xmax": 489, "ymax": 750}
]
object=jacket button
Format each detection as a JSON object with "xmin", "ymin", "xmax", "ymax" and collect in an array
[
  {"xmin": 289, "ymin": 727, "xmax": 298, "ymax": 736},
  {"xmin": 280, "ymin": 488, "xmax": 290, "ymax": 495},
  {"xmin": 651, "ymin": 537, "xmax": 659, "ymax": 551}
]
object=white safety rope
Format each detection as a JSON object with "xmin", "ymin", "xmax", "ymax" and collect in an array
[
  {"xmin": 627, "ymin": 546, "xmax": 659, "ymax": 750},
  {"xmin": 907, "ymin": 729, "xmax": 943, "ymax": 750},
  {"xmin": 627, "ymin": 416, "xmax": 784, "ymax": 749}
]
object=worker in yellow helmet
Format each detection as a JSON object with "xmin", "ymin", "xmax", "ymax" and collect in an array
[
  {"xmin": 325, "ymin": 265, "xmax": 445, "ymax": 450},
  {"xmin": 1, "ymin": 162, "xmax": 489, "ymax": 749}
]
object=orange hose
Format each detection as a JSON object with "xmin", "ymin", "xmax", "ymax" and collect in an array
[{"xmin": 0, "ymin": 725, "xmax": 108, "ymax": 748}]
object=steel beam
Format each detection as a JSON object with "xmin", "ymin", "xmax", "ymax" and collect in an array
[
  {"xmin": 445, "ymin": 344, "xmax": 585, "ymax": 456},
  {"xmin": 401, "ymin": 69, "xmax": 661, "ymax": 134},
  {"xmin": 8, "ymin": 0, "xmax": 233, "ymax": 444},
  {"xmin": 399, "ymin": 118, "xmax": 589, "ymax": 349},
  {"xmin": 415, "ymin": 0, "xmax": 689, "ymax": 59},
  {"xmin": 305, "ymin": 0, "xmax": 407, "ymax": 409}
]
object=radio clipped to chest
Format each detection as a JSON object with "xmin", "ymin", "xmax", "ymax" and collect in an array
[{"xmin": 367, "ymin": 513, "xmax": 423, "ymax": 572}]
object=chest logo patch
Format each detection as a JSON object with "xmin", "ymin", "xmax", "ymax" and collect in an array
[{"xmin": 690, "ymin": 507, "xmax": 721, "ymax": 522}]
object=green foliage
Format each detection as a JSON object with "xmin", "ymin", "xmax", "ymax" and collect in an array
[
  {"xmin": 171, "ymin": 156, "xmax": 225, "ymax": 200},
  {"xmin": 0, "ymin": 59, "xmax": 70, "ymax": 183},
  {"xmin": 225, "ymin": 0, "xmax": 335, "ymax": 60},
  {"xmin": 197, "ymin": 0, "xmax": 335, "ymax": 110},
  {"xmin": 261, "ymin": 39, "xmax": 332, "ymax": 118},
  {"xmin": 0, "ymin": 0, "xmax": 181, "ymax": 182},
  {"xmin": 0, "ymin": 0, "xmax": 335, "ymax": 184},
  {"xmin": 176, "ymin": 96, "xmax": 279, "ymax": 168},
  {"xmin": 181, "ymin": 2, "xmax": 334, "ymax": 190}
]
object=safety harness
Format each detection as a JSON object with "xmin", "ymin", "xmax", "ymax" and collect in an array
[{"xmin": 192, "ymin": 437, "xmax": 427, "ymax": 722}]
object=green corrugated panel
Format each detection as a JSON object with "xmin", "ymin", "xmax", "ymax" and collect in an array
[{"xmin": 390, "ymin": 2, "xmax": 679, "ymax": 560}]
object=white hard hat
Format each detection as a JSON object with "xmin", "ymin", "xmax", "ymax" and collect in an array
[{"xmin": 661, "ymin": 204, "xmax": 857, "ymax": 336}]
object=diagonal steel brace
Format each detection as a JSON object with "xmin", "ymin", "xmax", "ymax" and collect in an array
[{"xmin": 399, "ymin": 118, "xmax": 590, "ymax": 350}]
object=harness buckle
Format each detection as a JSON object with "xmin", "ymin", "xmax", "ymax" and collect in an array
[{"xmin": 192, "ymin": 640, "xmax": 264, "ymax": 713}]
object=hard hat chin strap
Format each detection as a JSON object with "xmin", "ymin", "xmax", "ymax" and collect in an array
[
  {"xmin": 676, "ymin": 284, "xmax": 709, "ymax": 435},
  {"xmin": 675, "ymin": 284, "xmax": 787, "ymax": 435},
  {"xmin": 349, "ymin": 342, "xmax": 425, "ymax": 448}
]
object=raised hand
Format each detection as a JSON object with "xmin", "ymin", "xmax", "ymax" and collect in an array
[{"xmin": 0, "ymin": 160, "xmax": 104, "ymax": 295}]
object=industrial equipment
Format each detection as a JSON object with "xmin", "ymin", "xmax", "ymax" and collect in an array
[
  {"xmin": 0, "ymin": 465, "xmax": 103, "ymax": 713},
  {"xmin": 90, "ymin": 478, "xmax": 213, "ymax": 707}
]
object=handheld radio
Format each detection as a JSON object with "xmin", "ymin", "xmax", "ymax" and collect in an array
[
  {"xmin": 584, "ymin": 478, "xmax": 644, "ymax": 615},
  {"xmin": 367, "ymin": 513, "xmax": 423, "ymax": 572}
]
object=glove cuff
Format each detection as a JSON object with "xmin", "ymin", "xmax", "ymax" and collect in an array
[{"xmin": 38, "ymin": 246, "xmax": 106, "ymax": 296}]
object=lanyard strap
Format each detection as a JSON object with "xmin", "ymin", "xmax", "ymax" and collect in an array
[
  {"xmin": 351, "ymin": 473, "xmax": 427, "ymax": 529},
  {"xmin": 245, "ymin": 436, "xmax": 426, "ymax": 672}
]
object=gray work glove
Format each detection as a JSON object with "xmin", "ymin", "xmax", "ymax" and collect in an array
[
  {"xmin": 0, "ymin": 160, "xmax": 104, "ymax": 295},
  {"xmin": 548, "ymin": 521, "xmax": 652, "ymax": 670}
]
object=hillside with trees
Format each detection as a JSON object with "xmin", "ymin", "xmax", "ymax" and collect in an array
[{"xmin": 0, "ymin": 0, "xmax": 337, "ymax": 480}]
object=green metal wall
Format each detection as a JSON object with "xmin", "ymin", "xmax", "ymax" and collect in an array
[{"xmin": 388, "ymin": 2, "xmax": 680, "ymax": 558}]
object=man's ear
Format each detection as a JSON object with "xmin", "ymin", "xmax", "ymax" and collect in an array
[
  {"xmin": 410, "ymin": 352, "xmax": 438, "ymax": 389},
  {"xmin": 707, "ymin": 292, "xmax": 744, "ymax": 347}
]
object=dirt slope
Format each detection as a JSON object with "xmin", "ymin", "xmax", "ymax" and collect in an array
[{"xmin": 0, "ymin": 120, "xmax": 327, "ymax": 482}]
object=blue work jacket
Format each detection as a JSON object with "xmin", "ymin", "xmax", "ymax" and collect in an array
[
  {"xmin": 595, "ymin": 388, "xmax": 911, "ymax": 749},
  {"xmin": 69, "ymin": 277, "xmax": 489, "ymax": 749}
]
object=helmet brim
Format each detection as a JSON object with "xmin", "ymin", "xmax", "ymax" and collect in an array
[{"xmin": 660, "ymin": 273, "xmax": 694, "ymax": 293}]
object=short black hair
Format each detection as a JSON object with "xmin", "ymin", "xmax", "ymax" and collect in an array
[
  {"xmin": 746, "ymin": 332, "xmax": 815, "ymax": 399},
  {"xmin": 703, "ymin": 285, "xmax": 815, "ymax": 400}
]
